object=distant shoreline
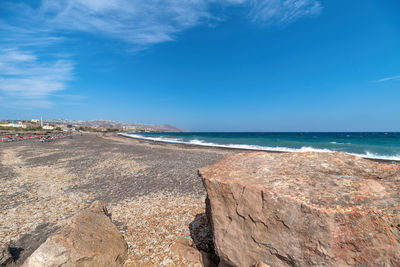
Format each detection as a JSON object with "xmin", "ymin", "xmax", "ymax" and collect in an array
[
  {"xmin": 118, "ymin": 133, "xmax": 399, "ymax": 164},
  {"xmin": 117, "ymin": 133, "xmax": 277, "ymax": 153}
]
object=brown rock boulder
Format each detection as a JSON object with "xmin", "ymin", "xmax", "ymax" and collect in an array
[
  {"xmin": 22, "ymin": 201, "xmax": 127, "ymax": 267},
  {"xmin": 199, "ymin": 152, "xmax": 400, "ymax": 267}
]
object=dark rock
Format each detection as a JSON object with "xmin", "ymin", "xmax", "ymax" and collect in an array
[
  {"xmin": 190, "ymin": 213, "xmax": 215, "ymax": 254},
  {"xmin": 0, "ymin": 242, "xmax": 15, "ymax": 267}
]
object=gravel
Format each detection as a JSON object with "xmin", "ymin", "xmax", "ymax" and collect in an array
[{"xmin": 0, "ymin": 134, "xmax": 237, "ymax": 266}]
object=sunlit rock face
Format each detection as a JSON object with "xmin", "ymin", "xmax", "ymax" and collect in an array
[
  {"xmin": 22, "ymin": 201, "xmax": 128, "ymax": 267},
  {"xmin": 200, "ymin": 152, "xmax": 400, "ymax": 267}
]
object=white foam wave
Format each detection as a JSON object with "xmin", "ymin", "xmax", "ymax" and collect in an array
[
  {"xmin": 329, "ymin": 141, "xmax": 351, "ymax": 145},
  {"xmin": 121, "ymin": 133, "xmax": 185, "ymax": 144},
  {"xmin": 120, "ymin": 133, "xmax": 400, "ymax": 161},
  {"xmin": 348, "ymin": 151, "xmax": 400, "ymax": 161}
]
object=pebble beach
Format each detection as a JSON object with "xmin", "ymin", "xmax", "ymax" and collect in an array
[{"xmin": 0, "ymin": 134, "xmax": 236, "ymax": 266}]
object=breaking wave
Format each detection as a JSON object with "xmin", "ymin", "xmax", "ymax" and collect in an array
[{"xmin": 120, "ymin": 133, "xmax": 400, "ymax": 161}]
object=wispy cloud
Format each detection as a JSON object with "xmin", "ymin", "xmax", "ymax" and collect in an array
[
  {"xmin": 249, "ymin": 0, "xmax": 321, "ymax": 25},
  {"xmin": 0, "ymin": 0, "xmax": 321, "ymax": 108},
  {"xmin": 1, "ymin": 99, "xmax": 55, "ymax": 109},
  {"xmin": 375, "ymin": 75, "xmax": 400, "ymax": 83},
  {"xmin": 0, "ymin": 48, "xmax": 74, "ymax": 107},
  {"xmin": 36, "ymin": 0, "xmax": 211, "ymax": 46},
  {"xmin": 3, "ymin": 0, "xmax": 322, "ymax": 48},
  {"xmin": 0, "ymin": 25, "xmax": 65, "ymax": 49}
]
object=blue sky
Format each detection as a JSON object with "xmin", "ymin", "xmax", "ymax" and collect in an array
[{"xmin": 0, "ymin": 0, "xmax": 399, "ymax": 131}]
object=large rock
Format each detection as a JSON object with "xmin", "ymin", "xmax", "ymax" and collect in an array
[
  {"xmin": 23, "ymin": 201, "xmax": 127, "ymax": 267},
  {"xmin": 199, "ymin": 152, "xmax": 400, "ymax": 267}
]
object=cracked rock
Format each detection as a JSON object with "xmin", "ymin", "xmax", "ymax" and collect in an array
[{"xmin": 199, "ymin": 152, "xmax": 400, "ymax": 267}]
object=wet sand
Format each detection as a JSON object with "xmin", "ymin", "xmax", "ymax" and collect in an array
[{"xmin": 0, "ymin": 134, "xmax": 238, "ymax": 266}]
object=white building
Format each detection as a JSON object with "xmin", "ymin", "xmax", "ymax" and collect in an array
[
  {"xmin": 0, "ymin": 122, "xmax": 27, "ymax": 128},
  {"xmin": 43, "ymin": 125, "xmax": 55, "ymax": 130}
]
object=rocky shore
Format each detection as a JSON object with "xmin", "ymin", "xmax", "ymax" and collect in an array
[
  {"xmin": 2, "ymin": 134, "xmax": 400, "ymax": 266},
  {"xmin": 0, "ymin": 134, "xmax": 234, "ymax": 266}
]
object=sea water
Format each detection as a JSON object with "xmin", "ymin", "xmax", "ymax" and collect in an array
[{"xmin": 123, "ymin": 132, "xmax": 400, "ymax": 161}]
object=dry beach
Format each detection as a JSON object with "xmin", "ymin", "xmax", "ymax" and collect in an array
[{"xmin": 0, "ymin": 134, "xmax": 235, "ymax": 266}]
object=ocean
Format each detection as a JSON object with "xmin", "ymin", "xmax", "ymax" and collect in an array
[{"xmin": 122, "ymin": 132, "xmax": 400, "ymax": 161}]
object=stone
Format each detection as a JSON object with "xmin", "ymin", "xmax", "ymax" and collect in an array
[
  {"xmin": 199, "ymin": 152, "xmax": 400, "ymax": 267},
  {"xmin": 171, "ymin": 238, "xmax": 217, "ymax": 267},
  {"xmin": 0, "ymin": 242, "xmax": 15, "ymax": 267},
  {"xmin": 189, "ymin": 213, "xmax": 215, "ymax": 254},
  {"xmin": 22, "ymin": 200, "xmax": 128, "ymax": 267}
]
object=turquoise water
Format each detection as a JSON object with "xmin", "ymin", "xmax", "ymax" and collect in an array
[{"xmin": 123, "ymin": 132, "xmax": 400, "ymax": 161}]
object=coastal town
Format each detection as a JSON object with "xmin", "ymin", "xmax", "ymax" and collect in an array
[{"xmin": 0, "ymin": 119, "xmax": 182, "ymax": 142}]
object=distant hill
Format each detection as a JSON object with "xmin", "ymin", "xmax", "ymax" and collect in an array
[{"xmin": 45, "ymin": 119, "xmax": 182, "ymax": 132}]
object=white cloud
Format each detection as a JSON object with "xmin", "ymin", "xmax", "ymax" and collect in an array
[
  {"xmin": 0, "ymin": 49, "xmax": 74, "ymax": 105},
  {"xmin": 38, "ymin": 0, "xmax": 211, "ymax": 46},
  {"xmin": 2, "ymin": 0, "xmax": 323, "ymax": 48},
  {"xmin": 375, "ymin": 75, "xmax": 400, "ymax": 83},
  {"xmin": 32, "ymin": 0, "xmax": 321, "ymax": 46},
  {"xmin": 249, "ymin": 0, "xmax": 321, "ymax": 24},
  {"xmin": 0, "ymin": 49, "xmax": 37, "ymax": 62}
]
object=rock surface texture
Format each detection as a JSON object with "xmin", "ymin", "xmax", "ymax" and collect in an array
[
  {"xmin": 22, "ymin": 201, "xmax": 127, "ymax": 267},
  {"xmin": 199, "ymin": 152, "xmax": 400, "ymax": 267}
]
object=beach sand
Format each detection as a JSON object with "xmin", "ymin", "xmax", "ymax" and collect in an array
[{"xmin": 0, "ymin": 134, "xmax": 237, "ymax": 266}]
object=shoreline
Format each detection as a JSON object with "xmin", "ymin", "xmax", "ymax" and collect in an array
[
  {"xmin": 118, "ymin": 133, "xmax": 399, "ymax": 164},
  {"xmin": 1, "ymin": 134, "xmax": 398, "ymax": 265},
  {"xmin": 117, "ymin": 133, "xmax": 284, "ymax": 154}
]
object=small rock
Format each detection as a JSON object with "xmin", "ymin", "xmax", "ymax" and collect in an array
[
  {"xmin": 0, "ymin": 242, "xmax": 15, "ymax": 267},
  {"xmin": 171, "ymin": 239, "xmax": 217, "ymax": 267},
  {"xmin": 22, "ymin": 200, "xmax": 128, "ymax": 267}
]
